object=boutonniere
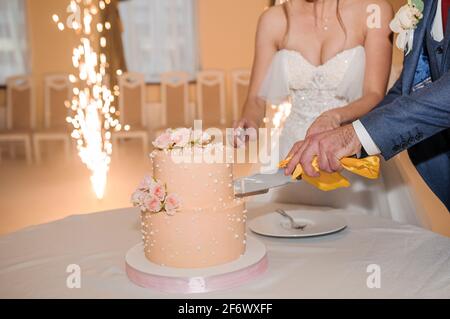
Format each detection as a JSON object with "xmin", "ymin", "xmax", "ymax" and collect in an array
[{"xmin": 390, "ymin": 0, "xmax": 424, "ymax": 55}]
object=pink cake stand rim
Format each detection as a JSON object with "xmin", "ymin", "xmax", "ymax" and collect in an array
[{"xmin": 125, "ymin": 239, "xmax": 268, "ymax": 294}]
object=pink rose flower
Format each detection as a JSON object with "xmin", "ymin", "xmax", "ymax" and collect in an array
[
  {"xmin": 150, "ymin": 180, "xmax": 166, "ymax": 201},
  {"xmin": 131, "ymin": 189, "xmax": 144, "ymax": 205},
  {"xmin": 171, "ymin": 128, "xmax": 191, "ymax": 147},
  {"xmin": 152, "ymin": 131, "xmax": 173, "ymax": 149},
  {"xmin": 165, "ymin": 193, "xmax": 181, "ymax": 215},
  {"xmin": 145, "ymin": 195, "xmax": 163, "ymax": 213},
  {"xmin": 138, "ymin": 175, "xmax": 153, "ymax": 190}
]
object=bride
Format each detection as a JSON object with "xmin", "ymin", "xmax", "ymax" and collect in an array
[{"xmin": 235, "ymin": 0, "xmax": 420, "ymax": 224}]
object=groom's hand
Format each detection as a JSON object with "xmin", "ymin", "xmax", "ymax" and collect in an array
[{"xmin": 285, "ymin": 125, "xmax": 362, "ymax": 177}]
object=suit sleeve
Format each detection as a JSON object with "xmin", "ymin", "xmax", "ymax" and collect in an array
[
  {"xmin": 355, "ymin": 70, "xmax": 404, "ymax": 157},
  {"xmin": 360, "ymin": 70, "xmax": 450, "ymax": 160}
]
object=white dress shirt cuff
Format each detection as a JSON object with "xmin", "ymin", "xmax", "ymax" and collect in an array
[{"xmin": 352, "ymin": 120, "xmax": 381, "ymax": 156}]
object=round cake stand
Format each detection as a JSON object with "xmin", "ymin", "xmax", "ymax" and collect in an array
[{"xmin": 125, "ymin": 237, "xmax": 268, "ymax": 294}]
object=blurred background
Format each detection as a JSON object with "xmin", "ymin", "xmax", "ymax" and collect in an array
[{"xmin": 0, "ymin": 0, "xmax": 448, "ymax": 236}]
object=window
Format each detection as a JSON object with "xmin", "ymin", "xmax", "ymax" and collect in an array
[
  {"xmin": 119, "ymin": 0, "xmax": 199, "ymax": 83},
  {"xmin": 0, "ymin": 0, "xmax": 29, "ymax": 85}
]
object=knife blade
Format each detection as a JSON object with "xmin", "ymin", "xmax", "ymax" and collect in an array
[{"xmin": 234, "ymin": 169, "xmax": 301, "ymax": 198}]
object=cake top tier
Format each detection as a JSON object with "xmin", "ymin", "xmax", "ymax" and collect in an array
[
  {"xmin": 130, "ymin": 128, "xmax": 238, "ymax": 214},
  {"xmin": 151, "ymin": 149, "xmax": 236, "ymax": 210},
  {"xmin": 152, "ymin": 128, "xmax": 214, "ymax": 152}
]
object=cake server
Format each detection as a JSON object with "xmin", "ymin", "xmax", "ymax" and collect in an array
[{"xmin": 234, "ymin": 169, "xmax": 300, "ymax": 198}]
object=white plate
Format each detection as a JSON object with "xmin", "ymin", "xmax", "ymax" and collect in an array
[{"xmin": 249, "ymin": 209, "xmax": 347, "ymax": 238}]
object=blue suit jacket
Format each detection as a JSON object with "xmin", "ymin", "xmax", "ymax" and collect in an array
[{"xmin": 360, "ymin": 0, "xmax": 450, "ymax": 212}]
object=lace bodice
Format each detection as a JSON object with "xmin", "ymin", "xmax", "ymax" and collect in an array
[{"xmin": 259, "ymin": 45, "xmax": 366, "ymax": 158}]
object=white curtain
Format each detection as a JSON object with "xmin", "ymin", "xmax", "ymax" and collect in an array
[
  {"xmin": 118, "ymin": 0, "xmax": 199, "ymax": 83},
  {"xmin": 0, "ymin": 0, "xmax": 29, "ymax": 84}
]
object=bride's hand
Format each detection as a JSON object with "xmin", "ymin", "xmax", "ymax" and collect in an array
[
  {"xmin": 232, "ymin": 117, "xmax": 258, "ymax": 148},
  {"xmin": 305, "ymin": 111, "xmax": 341, "ymax": 138}
]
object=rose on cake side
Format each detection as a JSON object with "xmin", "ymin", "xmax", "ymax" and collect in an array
[
  {"xmin": 152, "ymin": 128, "xmax": 213, "ymax": 151},
  {"xmin": 131, "ymin": 176, "xmax": 181, "ymax": 215}
]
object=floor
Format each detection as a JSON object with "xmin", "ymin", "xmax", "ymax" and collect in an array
[
  {"xmin": 0, "ymin": 141, "xmax": 255, "ymax": 235},
  {"xmin": 1, "ymin": 140, "xmax": 449, "ymax": 237}
]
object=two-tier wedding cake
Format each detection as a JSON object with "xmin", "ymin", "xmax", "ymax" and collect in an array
[{"xmin": 132, "ymin": 128, "xmax": 247, "ymax": 268}]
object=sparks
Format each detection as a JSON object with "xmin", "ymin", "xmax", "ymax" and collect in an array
[
  {"xmin": 271, "ymin": 102, "xmax": 291, "ymax": 131},
  {"xmin": 53, "ymin": 0, "xmax": 120, "ymax": 199}
]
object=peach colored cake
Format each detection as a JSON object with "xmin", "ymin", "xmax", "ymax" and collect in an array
[{"xmin": 132, "ymin": 128, "xmax": 247, "ymax": 269}]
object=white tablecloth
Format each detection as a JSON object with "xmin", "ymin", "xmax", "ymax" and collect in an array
[{"xmin": 1, "ymin": 202, "xmax": 449, "ymax": 299}]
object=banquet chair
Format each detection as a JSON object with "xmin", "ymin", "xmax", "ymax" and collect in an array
[
  {"xmin": 0, "ymin": 76, "xmax": 35, "ymax": 165},
  {"xmin": 0, "ymin": 105, "xmax": 5, "ymax": 130},
  {"xmin": 230, "ymin": 69, "xmax": 251, "ymax": 122},
  {"xmin": 196, "ymin": 70, "xmax": 227, "ymax": 128},
  {"xmin": 0, "ymin": 104, "xmax": 5, "ymax": 163},
  {"xmin": 32, "ymin": 74, "xmax": 72, "ymax": 164},
  {"xmin": 159, "ymin": 72, "xmax": 192, "ymax": 131},
  {"xmin": 112, "ymin": 72, "xmax": 149, "ymax": 156}
]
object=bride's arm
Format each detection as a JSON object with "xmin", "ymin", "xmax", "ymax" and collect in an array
[
  {"xmin": 306, "ymin": 0, "xmax": 394, "ymax": 137},
  {"xmin": 234, "ymin": 7, "xmax": 285, "ymax": 132}
]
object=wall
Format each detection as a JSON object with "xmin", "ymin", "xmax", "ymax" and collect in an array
[
  {"xmin": 0, "ymin": 0, "xmax": 268, "ymax": 126},
  {"xmin": 144, "ymin": 0, "xmax": 269, "ymax": 123},
  {"xmin": 389, "ymin": 0, "xmax": 450, "ymax": 236},
  {"xmin": 25, "ymin": 0, "xmax": 80, "ymax": 128}
]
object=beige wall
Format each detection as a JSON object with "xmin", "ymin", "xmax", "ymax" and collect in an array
[
  {"xmin": 388, "ymin": 0, "xmax": 450, "ymax": 236},
  {"xmin": 25, "ymin": 0, "xmax": 81, "ymax": 127},
  {"xmin": 0, "ymin": 0, "xmax": 268, "ymax": 125},
  {"xmin": 145, "ymin": 0, "xmax": 268, "ymax": 123}
]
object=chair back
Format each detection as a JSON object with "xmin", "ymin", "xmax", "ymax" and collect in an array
[
  {"xmin": 118, "ymin": 72, "xmax": 146, "ymax": 128},
  {"xmin": 196, "ymin": 70, "xmax": 226, "ymax": 127},
  {"xmin": 161, "ymin": 72, "xmax": 190, "ymax": 127},
  {"xmin": 231, "ymin": 69, "xmax": 251, "ymax": 122},
  {"xmin": 44, "ymin": 74, "xmax": 72, "ymax": 130},
  {"xmin": 6, "ymin": 75, "xmax": 35, "ymax": 130}
]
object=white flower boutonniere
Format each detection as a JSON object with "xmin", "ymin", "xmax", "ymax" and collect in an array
[{"xmin": 390, "ymin": 0, "xmax": 424, "ymax": 55}]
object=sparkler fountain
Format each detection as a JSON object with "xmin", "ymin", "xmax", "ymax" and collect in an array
[{"xmin": 53, "ymin": 0, "xmax": 121, "ymax": 199}]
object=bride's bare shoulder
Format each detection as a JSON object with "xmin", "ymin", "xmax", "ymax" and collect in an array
[
  {"xmin": 256, "ymin": 6, "xmax": 287, "ymax": 39},
  {"xmin": 345, "ymin": 0, "xmax": 394, "ymax": 30},
  {"xmin": 352, "ymin": 0, "xmax": 394, "ymax": 15}
]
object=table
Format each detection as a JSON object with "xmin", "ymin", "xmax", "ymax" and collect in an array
[{"xmin": 1, "ymin": 202, "xmax": 449, "ymax": 298}]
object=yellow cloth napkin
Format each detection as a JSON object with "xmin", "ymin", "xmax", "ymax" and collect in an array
[{"xmin": 279, "ymin": 156, "xmax": 380, "ymax": 191}]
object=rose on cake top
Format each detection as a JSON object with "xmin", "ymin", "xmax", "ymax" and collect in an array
[
  {"xmin": 131, "ymin": 175, "xmax": 181, "ymax": 215},
  {"xmin": 152, "ymin": 128, "xmax": 213, "ymax": 151}
]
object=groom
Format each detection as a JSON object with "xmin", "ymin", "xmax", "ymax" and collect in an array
[{"xmin": 285, "ymin": 0, "xmax": 450, "ymax": 212}]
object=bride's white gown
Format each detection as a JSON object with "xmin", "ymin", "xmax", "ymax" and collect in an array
[{"xmin": 257, "ymin": 46, "xmax": 422, "ymax": 225}]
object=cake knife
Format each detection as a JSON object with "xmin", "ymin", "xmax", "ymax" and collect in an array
[{"xmin": 234, "ymin": 169, "xmax": 301, "ymax": 198}]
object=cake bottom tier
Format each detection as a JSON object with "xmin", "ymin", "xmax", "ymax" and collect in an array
[{"xmin": 142, "ymin": 201, "xmax": 247, "ymax": 268}]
